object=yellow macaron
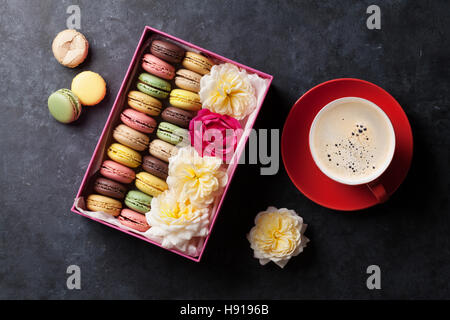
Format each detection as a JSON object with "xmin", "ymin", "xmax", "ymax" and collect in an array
[
  {"xmin": 107, "ymin": 143, "xmax": 142, "ymax": 168},
  {"xmin": 86, "ymin": 194, "xmax": 122, "ymax": 216},
  {"xmin": 71, "ymin": 71, "xmax": 106, "ymax": 106},
  {"xmin": 169, "ymin": 89, "xmax": 201, "ymax": 111},
  {"xmin": 182, "ymin": 52, "xmax": 214, "ymax": 75},
  {"xmin": 127, "ymin": 90, "xmax": 162, "ymax": 116},
  {"xmin": 135, "ymin": 172, "xmax": 168, "ymax": 197}
]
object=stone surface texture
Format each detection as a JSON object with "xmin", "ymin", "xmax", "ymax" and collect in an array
[{"xmin": 0, "ymin": 0, "xmax": 449, "ymax": 299}]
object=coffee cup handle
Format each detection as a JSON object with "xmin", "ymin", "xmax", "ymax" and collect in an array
[{"xmin": 367, "ymin": 181, "xmax": 389, "ymax": 203}]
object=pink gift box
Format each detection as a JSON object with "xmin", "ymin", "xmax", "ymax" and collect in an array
[{"xmin": 71, "ymin": 26, "xmax": 273, "ymax": 262}]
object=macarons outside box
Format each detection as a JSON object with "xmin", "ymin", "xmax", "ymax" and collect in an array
[{"xmin": 71, "ymin": 26, "xmax": 273, "ymax": 262}]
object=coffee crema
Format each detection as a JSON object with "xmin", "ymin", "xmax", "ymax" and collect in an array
[{"xmin": 310, "ymin": 98, "xmax": 395, "ymax": 184}]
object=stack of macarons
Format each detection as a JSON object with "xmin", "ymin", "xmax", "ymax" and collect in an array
[{"xmin": 86, "ymin": 37, "xmax": 215, "ymax": 233}]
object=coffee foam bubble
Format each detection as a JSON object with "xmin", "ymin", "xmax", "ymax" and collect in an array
[
  {"xmin": 323, "ymin": 123, "xmax": 377, "ymax": 176},
  {"xmin": 310, "ymin": 99, "xmax": 394, "ymax": 183}
]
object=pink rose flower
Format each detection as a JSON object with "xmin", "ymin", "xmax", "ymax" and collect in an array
[{"xmin": 189, "ymin": 109, "xmax": 242, "ymax": 163}]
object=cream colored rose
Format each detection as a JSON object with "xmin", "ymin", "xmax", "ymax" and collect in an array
[
  {"xmin": 167, "ymin": 146, "xmax": 228, "ymax": 206},
  {"xmin": 199, "ymin": 63, "xmax": 257, "ymax": 120},
  {"xmin": 247, "ymin": 206, "xmax": 309, "ymax": 268},
  {"xmin": 145, "ymin": 190, "xmax": 210, "ymax": 254}
]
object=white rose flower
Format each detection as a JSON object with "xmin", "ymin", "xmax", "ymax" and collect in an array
[
  {"xmin": 167, "ymin": 146, "xmax": 228, "ymax": 207},
  {"xmin": 199, "ymin": 63, "xmax": 257, "ymax": 120},
  {"xmin": 247, "ymin": 206, "xmax": 309, "ymax": 268},
  {"xmin": 145, "ymin": 190, "xmax": 210, "ymax": 254}
]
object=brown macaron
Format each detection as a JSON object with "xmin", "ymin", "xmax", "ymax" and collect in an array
[
  {"xmin": 161, "ymin": 106, "xmax": 197, "ymax": 128},
  {"xmin": 93, "ymin": 177, "xmax": 127, "ymax": 199},
  {"xmin": 142, "ymin": 155, "xmax": 169, "ymax": 180},
  {"xmin": 52, "ymin": 29, "xmax": 89, "ymax": 68},
  {"xmin": 150, "ymin": 40, "xmax": 185, "ymax": 64}
]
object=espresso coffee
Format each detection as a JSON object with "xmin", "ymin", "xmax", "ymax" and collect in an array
[{"xmin": 309, "ymin": 97, "xmax": 395, "ymax": 185}]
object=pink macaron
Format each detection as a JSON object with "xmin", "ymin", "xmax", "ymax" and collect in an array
[
  {"xmin": 120, "ymin": 108, "xmax": 157, "ymax": 134},
  {"xmin": 142, "ymin": 54, "xmax": 175, "ymax": 80},
  {"xmin": 118, "ymin": 209, "xmax": 150, "ymax": 232},
  {"xmin": 100, "ymin": 160, "xmax": 136, "ymax": 184}
]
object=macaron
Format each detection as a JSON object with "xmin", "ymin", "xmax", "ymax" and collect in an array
[
  {"xmin": 136, "ymin": 73, "xmax": 171, "ymax": 99},
  {"xmin": 182, "ymin": 52, "xmax": 214, "ymax": 75},
  {"xmin": 142, "ymin": 54, "xmax": 175, "ymax": 80},
  {"xmin": 128, "ymin": 90, "xmax": 162, "ymax": 116},
  {"xmin": 142, "ymin": 155, "xmax": 169, "ymax": 180},
  {"xmin": 125, "ymin": 190, "xmax": 153, "ymax": 214},
  {"xmin": 149, "ymin": 139, "xmax": 178, "ymax": 163},
  {"xmin": 120, "ymin": 108, "xmax": 157, "ymax": 134},
  {"xmin": 157, "ymin": 122, "xmax": 189, "ymax": 146},
  {"xmin": 100, "ymin": 160, "xmax": 136, "ymax": 184},
  {"xmin": 150, "ymin": 40, "xmax": 185, "ymax": 64},
  {"xmin": 118, "ymin": 209, "xmax": 150, "ymax": 232},
  {"xmin": 161, "ymin": 106, "xmax": 196, "ymax": 128},
  {"xmin": 71, "ymin": 71, "xmax": 107, "ymax": 106},
  {"xmin": 175, "ymin": 69, "xmax": 201, "ymax": 93},
  {"xmin": 107, "ymin": 143, "xmax": 142, "ymax": 168},
  {"xmin": 169, "ymin": 89, "xmax": 202, "ymax": 111},
  {"xmin": 136, "ymin": 172, "xmax": 168, "ymax": 197},
  {"xmin": 52, "ymin": 29, "xmax": 89, "ymax": 68},
  {"xmin": 113, "ymin": 124, "xmax": 150, "ymax": 152},
  {"xmin": 86, "ymin": 194, "xmax": 122, "ymax": 216},
  {"xmin": 48, "ymin": 89, "xmax": 82, "ymax": 123},
  {"xmin": 93, "ymin": 177, "xmax": 127, "ymax": 199}
]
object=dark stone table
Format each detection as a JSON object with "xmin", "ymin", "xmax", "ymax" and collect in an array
[{"xmin": 1, "ymin": 0, "xmax": 449, "ymax": 299}]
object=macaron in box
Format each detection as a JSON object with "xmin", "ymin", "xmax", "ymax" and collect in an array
[{"xmin": 72, "ymin": 26, "xmax": 273, "ymax": 262}]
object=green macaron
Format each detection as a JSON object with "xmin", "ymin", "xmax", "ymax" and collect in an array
[
  {"xmin": 125, "ymin": 190, "xmax": 152, "ymax": 214},
  {"xmin": 137, "ymin": 73, "xmax": 171, "ymax": 99},
  {"xmin": 156, "ymin": 121, "xmax": 189, "ymax": 146},
  {"xmin": 48, "ymin": 89, "xmax": 82, "ymax": 123}
]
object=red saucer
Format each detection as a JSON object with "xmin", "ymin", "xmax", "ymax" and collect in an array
[{"xmin": 281, "ymin": 78, "xmax": 413, "ymax": 211}]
